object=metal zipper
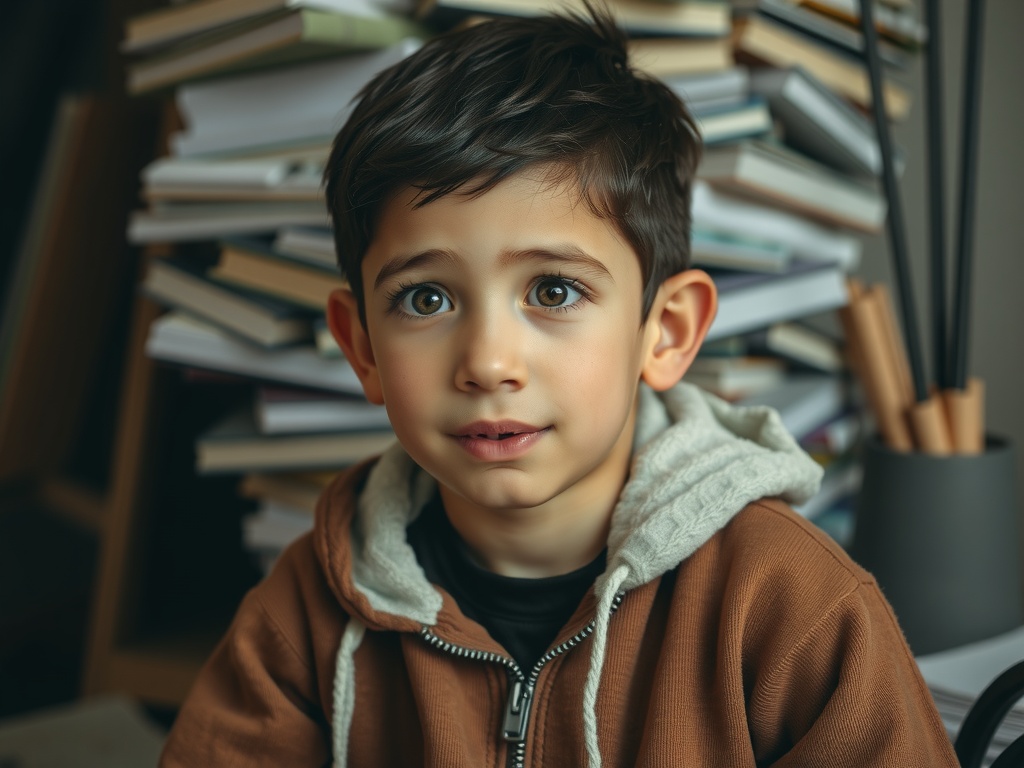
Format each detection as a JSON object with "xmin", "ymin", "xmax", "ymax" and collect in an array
[{"xmin": 419, "ymin": 592, "xmax": 624, "ymax": 768}]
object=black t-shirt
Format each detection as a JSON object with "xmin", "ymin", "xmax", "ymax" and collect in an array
[{"xmin": 407, "ymin": 493, "xmax": 606, "ymax": 673}]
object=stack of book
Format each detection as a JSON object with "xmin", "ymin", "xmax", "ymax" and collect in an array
[
  {"xmin": 121, "ymin": 0, "xmax": 423, "ymax": 569},
  {"xmin": 123, "ymin": 0, "xmax": 927, "ymax": 561},
  {"xmin": 677, "ymin": 0, "xmax": 927, "ymax": 543},
  {"xmin": 237, "ymin": 468, "xmax": 338, "ymax": 572}
]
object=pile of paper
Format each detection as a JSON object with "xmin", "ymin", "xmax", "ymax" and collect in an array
[{"xmin": 916, "ymin": 625, "xmax": 1024, "ymax": 766}]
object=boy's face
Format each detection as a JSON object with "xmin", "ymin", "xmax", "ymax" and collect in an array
[{"xmin": 340, "ymin": 170, "xmax": 663, "ymax": 519}]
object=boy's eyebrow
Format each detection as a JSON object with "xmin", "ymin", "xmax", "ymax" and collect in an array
[
  {"xmin": 499, "ymin": 246, "xmax": 614, "ymax": 280},
  {"xmin": 373, "ymin": 245, "xmax": 613, "ymax": 289},
  {"xmin": 373, "ymin": 249, "xmax": 461, "ymax": 289}
]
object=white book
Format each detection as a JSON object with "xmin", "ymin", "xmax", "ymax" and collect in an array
[
  {"xmin": 665, "ymin": 67, "xmax": 751, "ymax": 113},
  {"xmin": 146, "ymin": 310, "xmax": 364, "ymax": 393},
  {"xmin": 708, "ymin": 261, "xmax": 849, "ymax": 343},
  {"xmin": 143, "ymin": 156, "xmax": 295, "ymax": 186},
  {"xmin": 273, "ymin": 225, "xmax": 337, "ymax": 269},
  {"xmin": 691, "ymin": 180, "xmax": 861, "ymax": 269},
  {"xmin": 690, "ymin": 228, "xmax": 792, "ymax": 273},
  {"xmin": 698, "ymin": 140, "xmax": 886, "ymax": 233},
  {"xmin": 128, "ymin": 201, "xmax": 329, "ymax": 242},
  {"xmin": 751, "ymin": 66, "xmax": 902, "ymax": 177},
  {"xmin": 686, "ymin": 356, "xmax": 787, "ymax": 398},
  {"xmin": 757, "ymin": 322, "xmax": 845, "ymax": 372},
  {"xmin": 172, "ymin": 38, "xmax": 421, "ymax": 157},
  {"xmin": 256, "ymin": 386, "xmax": 391, "ymax": 434},
  {"xmin": 142, "ymin": 158, "xmax": 324, "ymax": 201},
  {"xmin": 693, "ymin": 97, "xmax": 773, "ymax": 147},
  {"xmin": 196, "ymin": 405, "xmax": 396, "ymax": 473}
]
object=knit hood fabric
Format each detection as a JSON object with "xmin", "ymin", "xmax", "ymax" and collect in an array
[{"xmin": 315, "ymin": 381, "xmax": 824, "ymax": 767}]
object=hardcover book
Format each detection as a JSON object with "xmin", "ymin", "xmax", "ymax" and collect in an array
[
  {"xmin": 707, "ymin": 259, "xmax": 849, "ymax": 341},
  {"xmin": 128, "ymin": 8, "xmax": 424, "ymax": 93},
  {"xmin": 415, "ymin": 0, "xmax": 731, "ymax": 37},
  {"xmin": 145, "ymin": 311, "xmax": 364, "ymax": 393},
  {"xmin": 698, "ymin": 140, "xmax": 886, "ymax": 232},
  {"xmin": 750, "ymin": 66, "xmax": 904, "ymax": 177},
  {"xmin": 196, "ymin": 406, "xmax": 396, "ymax": 473},
  {"xmin": 142, "ymin": 254, "xmax": 315, "ymax": 347},
  {"xmin": 732, "ymin": 13, "xmax": 910, "ymax": 120}
]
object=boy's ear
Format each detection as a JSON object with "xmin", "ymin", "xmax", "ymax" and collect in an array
[
  {"xmin": 326, "ymin": 288, "xmax": 385, "ymax": 405},
  {"xmin": 640, "ymin": 269, "xmax": 718, "ymax": 392}
]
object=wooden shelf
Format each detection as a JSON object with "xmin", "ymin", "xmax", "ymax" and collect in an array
[
  {"xmin": 3, "ymin": 0, "xmax": 249, "ymax": 716},
  {"xmin": 82, "ymin": 259, "xmax": 259, "ymax": 706}
]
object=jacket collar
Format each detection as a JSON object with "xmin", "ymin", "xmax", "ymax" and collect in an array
[{"xmin": 314, "ymin": 381, "xmax": 823, "ymax": 631}]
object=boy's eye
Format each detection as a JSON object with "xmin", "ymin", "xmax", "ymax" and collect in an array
[
  {"xmin": 399, "ymin": 286, "xmax": 452, "ymax": 316},
  {"xmin": 527, "ymin": 277, "xmax": 584, "ymax": 309}
]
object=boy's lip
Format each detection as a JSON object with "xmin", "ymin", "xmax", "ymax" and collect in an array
[
  {"xmin": 450, "ymin": 420, "xmax": 551, "ymax": 461},
  {"xmin": 452, "ymin": 420, "xmax": 546, "ymax": 439}
]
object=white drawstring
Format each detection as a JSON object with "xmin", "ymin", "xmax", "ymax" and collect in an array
[
  {"xmin": 582, "ymin": 564, "xmax": 630, "ymax": 768},
  {"xmin": 331, "ymin": 617, "xmax": 366, "ymax": 767}
]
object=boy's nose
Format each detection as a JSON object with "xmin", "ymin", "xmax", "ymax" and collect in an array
[{"xmin": 454, "ymin": 311, "xmax": 528, "ymax": 393}]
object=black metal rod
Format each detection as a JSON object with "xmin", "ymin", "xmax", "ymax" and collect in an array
[
  {"xmin": 859, "ymin": 0, "xmax": 929, "ymax": 403},
  {"xmin": 924, "ymin": 0, "xmax": 948, "ymax": 390},
  {"xmin": 950, "ymin": 0, "xmax": 986, "ymax": 390}
]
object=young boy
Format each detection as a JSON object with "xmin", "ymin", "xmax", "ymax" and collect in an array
[{"xmin": 161, "ymin": 7, "xmax": 958, "ymax": 767}]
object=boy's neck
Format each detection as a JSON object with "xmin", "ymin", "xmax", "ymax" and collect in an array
[{"xmin": 438, "ymin": 486, "xmax": 616, "ymax": 579}]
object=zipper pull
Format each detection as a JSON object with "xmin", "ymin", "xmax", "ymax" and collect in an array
[{"xmin": 502, "ymin": 679, "xmax": 534, "ymax": 742}]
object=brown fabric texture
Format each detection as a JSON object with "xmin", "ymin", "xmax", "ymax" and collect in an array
[{"xmin": 161, "ymin": 462, "xmax": 958, "ymax": 767}]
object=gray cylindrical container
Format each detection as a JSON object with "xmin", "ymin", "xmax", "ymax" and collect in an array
[{"xmin": 851, "ymin": 435, "xmax": 1023, "ymax": 655}]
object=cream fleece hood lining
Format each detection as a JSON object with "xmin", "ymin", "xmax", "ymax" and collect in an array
[{"xmin": 330, "ymin": 382, "xmax": 823, "ymax": 767}]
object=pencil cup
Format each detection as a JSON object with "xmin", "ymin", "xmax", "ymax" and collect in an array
[{"xmin": 851, "ymin": 435, "xmax": 1023, "ymax": 656}]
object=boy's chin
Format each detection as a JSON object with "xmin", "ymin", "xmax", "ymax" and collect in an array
[{"xmin": 439, "ymin": 472, "xmax": 568, "ymax": 514}]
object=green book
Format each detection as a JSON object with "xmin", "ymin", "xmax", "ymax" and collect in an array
[{"xmin": 128, "ymin": 8, "xmax": 425, "ymax": 94}]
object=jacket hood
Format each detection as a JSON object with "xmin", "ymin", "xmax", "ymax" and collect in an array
[
  {"xmin": 316, "ymin": 381, "xmax": 823, "ymax": 625},
  {"xmin": 603, "ymin": 381, "xmax": 823, "ymax": 594},
  {"xmin": 316, "ymin": 381, "xmax": 823, "ymax": 767}
]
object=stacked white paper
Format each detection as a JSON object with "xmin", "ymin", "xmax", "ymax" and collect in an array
[{"xmin": 915, "ymin": 625, "xmax": 1024, "ymax": 766}]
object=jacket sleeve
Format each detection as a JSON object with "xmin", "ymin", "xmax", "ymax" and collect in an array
[
  {"xmin": 750, "ymin": 577, "xmax": 959, "ymax": 768},
  {"xmin": 160, "ymin": 540, "xmax": 335, "ymax": 767}
]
